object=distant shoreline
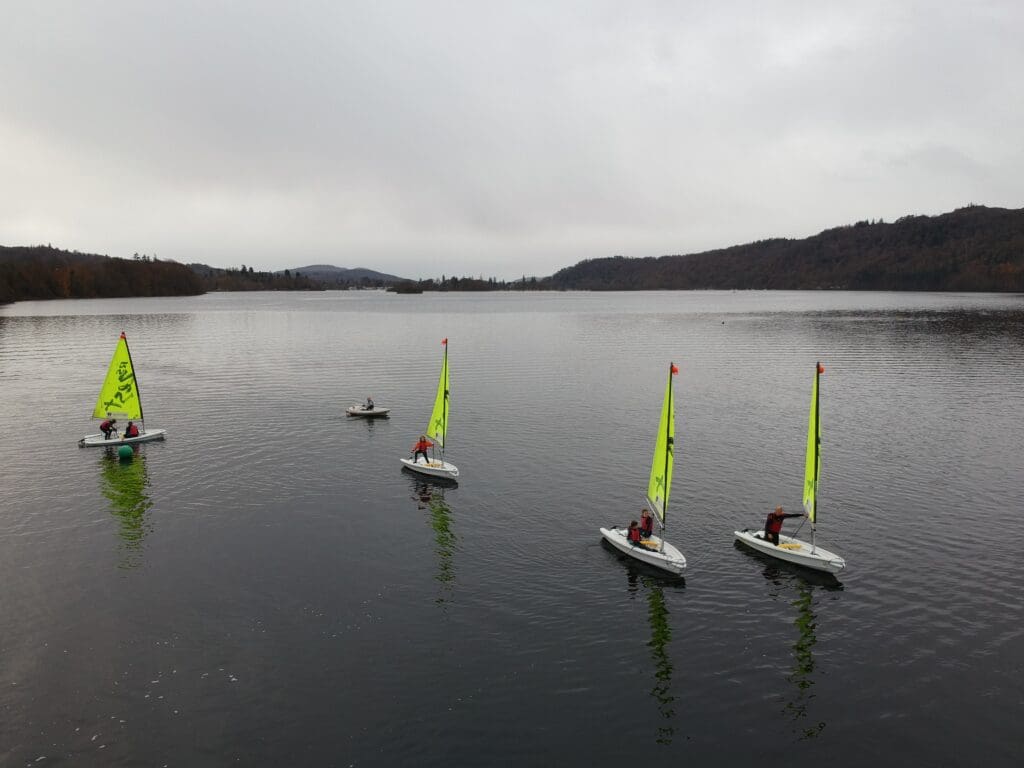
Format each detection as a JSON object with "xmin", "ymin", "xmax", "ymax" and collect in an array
[
  {"xmin": 5, "ymin": 204, "xmax": 1023, "ymax": 302},
  {"xmin": 7, "ymin": 286, "xmax": 1024, "ymax": 310}
]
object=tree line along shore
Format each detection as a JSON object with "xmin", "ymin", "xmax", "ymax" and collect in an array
[{"xmin": 3, "ymin": 204, "xmax": 1022, "ymax": 304}]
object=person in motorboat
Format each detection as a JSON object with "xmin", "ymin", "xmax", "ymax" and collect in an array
[
  {"xmin": 763, "ymin": 506, "xmax": 805, "ymax": 545},
  {"xmin": 100, "ymin": 418, "xmax": 118, "ymax": 439},
  {"xmin": 639, "ymin": 509, "xmax": 654, "ymax": 539},
  {"xmin": 412, "ymin": 435, "xmax": 433, "ymax": 464},
  {"xmin": 364, "ymin": 396, "xmax": 375, "ymax": 411},
  {"xmin": 627, "ymin": 520, "xmax": 643, "ymax": 546},
  {"xmin": 124, "ymin": 421, "xmax": 140, "ymax": 438}
]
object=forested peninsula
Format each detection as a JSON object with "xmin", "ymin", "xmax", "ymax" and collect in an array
[
  {"xmin": 0, "ymin": 248, "xmax": 319, "ymax": 303},
  {"xmin": 0, "ymin": 247, "xmax": 204, "ymax": 303},
  {"xmin": 549, "ymin": 205, "xmax": 1024, "ymax": 291}
]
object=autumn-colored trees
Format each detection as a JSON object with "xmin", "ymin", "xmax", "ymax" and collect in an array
[{"xmin": 0, "ymin": 246, "xmax": 204, "ymax": 303}]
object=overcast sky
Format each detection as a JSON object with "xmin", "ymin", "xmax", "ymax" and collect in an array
[{"xmin": 2, "ymin": 1, "xmax": 1021, "ymax": 279}]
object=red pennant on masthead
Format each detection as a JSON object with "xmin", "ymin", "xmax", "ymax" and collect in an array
[
  {"xmin": 670, "ymin": 363, "xmax": 679, "ymax": 375},
  {"xmin": 442, "ymin": 338, "xmax": 448, "ymax": 345},
  {"xmin": 817, "ymin": 363, "xmax": 825, "ymax": 374}
]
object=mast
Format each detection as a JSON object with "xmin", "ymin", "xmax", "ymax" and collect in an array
[
  {"xmin": 659, "ymin": 361, "xmax": 674, "ymax": 553},
  {"xmin": 809, "ymin": 361, "xmax": 822, "ymax": 552},
  {"xmin": 121, "ymin": 332, "xmax": 146, "ymax": 432},
  {"xmin": 440, "ymin": 338, "xmax": 448, "ymax": 460}
]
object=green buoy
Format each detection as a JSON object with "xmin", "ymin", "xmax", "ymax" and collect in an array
[{"xmin": 118, "ymin": 445, "xmax": 134, "ymax": 461}]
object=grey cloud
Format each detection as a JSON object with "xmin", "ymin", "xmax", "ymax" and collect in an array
[{"xmin": 2, "ymin": 1, "xmax": 1022, "ymax": 279}]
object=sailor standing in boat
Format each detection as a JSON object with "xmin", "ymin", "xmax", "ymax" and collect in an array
[
  {"xmin": 764, "ymin": 506, "xmax": 805, "ymax": 546},
  {"xmin": 412, "ymin": 435, "xmax": 433, "ymax": 464},
  {"xmin": 100, "ymin": 418, "xmax": 118, "ymax": 439}
]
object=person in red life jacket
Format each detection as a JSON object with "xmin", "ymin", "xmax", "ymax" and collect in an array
[
  {"xmin": 100, "ymin": 418, "xmax": 118, "ymax": 439},
  {"xmin": 412, "ymin": 435, "xmax": 433, "ymax": 463},
  {"xmin": 627, "ymin": 520, "xmax": 643, "ymax": 545},
  {"xmin": 639, "ymin": 509, "xmax": 654, "ymax": 539},
  {"xmin": 124, "ymin": 421, "xmax": 140, "ymax": 438},
  {"xmin": 764, "ymin": 506, "xmax": 805, "ymax": 545}
]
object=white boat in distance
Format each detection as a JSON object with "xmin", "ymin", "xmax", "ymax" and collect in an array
[
  {"xmin": 79, "ymin": 332, "xmax": 167, "ymax": 447},
  {"xmin": 346, "ymin": 404, "xmax": 391, "ymax": 417},
  {"xmin": 600, "ymin": 362, "xmax": 686, "ymax": 575},
  {"xmin": 400, "ymin": 338, "xmax": 458, "ymax": 480},
  {"xmin": 734, "ymin": 362, "xmax": 846, "ymax": 574}
]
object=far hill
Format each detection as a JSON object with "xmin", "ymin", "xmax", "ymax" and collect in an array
[
  {"xmin": 548, "ymin": 205, "xmax": 1024, "ymax": 292},
  {"xmin": 283, "ymin": 264, "xmax": 406, "ymax": 285}
]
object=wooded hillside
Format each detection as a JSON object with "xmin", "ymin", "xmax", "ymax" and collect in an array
[
  {"xmin": 549, "ymin": 205, "xmax": 1024, "ymax": 291},
  {"xmin": 0, "ymin": 246, "xmax": 203, "ymax": 303}
]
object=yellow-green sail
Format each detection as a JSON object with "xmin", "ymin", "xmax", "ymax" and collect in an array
[
  {"xmin": 802, "ymin": 363, "xmax": 823, "ymax": 524},
  {"xmin": 426, "ymin": 339, "xmax": 450, "ymax": 449},
  {"xmin": 646, "ymin": 363, "xmax": 678, "ymax": 526},
  {"xmin": 92, "ymin": 332, "xmax": 143, "ymax": 420}
]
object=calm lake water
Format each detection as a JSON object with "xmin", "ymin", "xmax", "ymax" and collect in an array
[{"xmin": 1, "ymin": 290, "xmax": 1022, "ymax": 766}]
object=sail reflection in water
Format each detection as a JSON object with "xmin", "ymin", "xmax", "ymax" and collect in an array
[
  {"xmin": 412, "ymin": 480, "xmax": 457, "ymax": 606},
  {"xmin": 786, "ymin": 581, "xmax": 822, "ymax": 739},
  {"xmin": 762, "ymin": 565, "xmax": 842, "ymax": 741},
  {"xmin": 99, "ymin": 448, "xmax": 154, "ymax": 569},
  {"xmin": 628, "ymin": 571, "xmax": 678, "ymax": 745}
]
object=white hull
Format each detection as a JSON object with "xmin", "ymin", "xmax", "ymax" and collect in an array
[
  {"xmin": 80, "ymin": 429, "xmax": 167, "ymax": 447},
  {"xmin": 734, "ymin": 529, "xmax": 846, "ymax": 574},
  {"xmin": 599, "ymin": 527, "xmax": 686, "ymax": 575},
  {"xmin": 346, "ymin": 406, "xmax": 391, "ymax": 417},
  {"xmin": 400, "ymin": 456, "xmax": 459, "ymax": 479}
]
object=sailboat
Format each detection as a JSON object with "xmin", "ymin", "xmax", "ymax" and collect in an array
[
  {"xmin": 734, "ymin": 362, "xmax": 846, "ymax": 574},
  {"xmin": 600, "ymin": 362, "xmax": 686, "ymax": 575},
  {"xmin": 400, "ymin": 338, "xmax": 458, "ymax": 479},
  {"xmin": 79, "ymin": 332, "xmax": 167, "ymax": 447}
]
